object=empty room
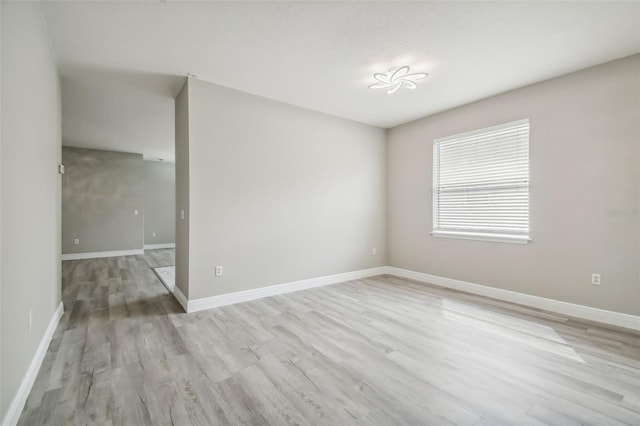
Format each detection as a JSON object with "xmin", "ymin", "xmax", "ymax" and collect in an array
[{"xmin": 1, "ymin": 1, "xmax": 639, "ymax": 425}]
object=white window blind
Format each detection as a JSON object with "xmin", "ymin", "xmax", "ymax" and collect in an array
[{"xmin": 432, "ymin": 119, "xmax": 530, "ymax": 243}]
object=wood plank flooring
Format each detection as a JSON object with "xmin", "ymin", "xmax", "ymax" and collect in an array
[{"xmin": 18, "ymin": 250, "xmax": 640, "ymax": 425}]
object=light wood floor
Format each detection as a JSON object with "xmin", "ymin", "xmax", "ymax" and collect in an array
[{"xmin": 18, "ymin": 250, "xmax": 640, "ymax": 425}]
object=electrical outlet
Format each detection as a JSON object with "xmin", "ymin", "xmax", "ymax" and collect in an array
[
  {"xmin": 591, "ymin": 273, "xmax": 601, "ymax": 286},
  {"xmin": 215, "ymin": 266, "xmax": 223, "ymax": 276},
  {"xmin": 152, "ymin": 232, "xmax": 156, "ymax": 237},
  {"xmin": 372, "ymin": 247, "xmax": 377, "ymax": 255},
  {"xmin": 134, "ymin": 209, "xmax": 139, "ymax": 216},
  {"xmin": 181, "ymin": 210, "xmax": 185, "ymax": 220},
  {"xmin": 74, "ymin": 238, "xmax": 80, "ymax": 245}
]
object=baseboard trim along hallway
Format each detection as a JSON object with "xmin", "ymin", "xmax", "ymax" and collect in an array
[
  {"xmin": 179, "ymin": 267, "xmax": 388, "ymax": 313},
  {"xmin": 61, "ymin": 249, "xmax": 145, "ymax": 261},
  {"xmin": 173, "ymin": 286, "xmax": 189, "ymax": 312},
  {"xmin": 2, "ymin": 302, "xmax": 64, "ymax": 426},
  {"xmin": 386, "ymin": 267, "xmax": 640, "ymax": 331},
  {"xmin": 170, "ymin": 264, "xmax": 640, "ymax": 330},
  {"xmin": 144, "ymin": 243, "xmax": 176, "ymax": 250}
]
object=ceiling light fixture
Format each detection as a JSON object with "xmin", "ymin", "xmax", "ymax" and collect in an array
[{"xmin": 368, "ymin": 66, "xmax": 428, "ymax": 94}]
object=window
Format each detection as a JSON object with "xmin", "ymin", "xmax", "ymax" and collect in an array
[{"xmin": 432, "ymin": 119, "xmax": 530, "ymax": 244}]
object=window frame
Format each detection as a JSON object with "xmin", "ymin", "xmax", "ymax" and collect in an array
[{"xmin": 431, "ymin": 119, "xmax": 531, "ymax": 244}]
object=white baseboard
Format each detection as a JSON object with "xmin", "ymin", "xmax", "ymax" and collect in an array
[
  {"xmin": 61, "ymin": 249, "xmax": 144, "ymax": 261},
  {"xmin": 186, "ymin": 267, "xmax": 387, "ymax": 313},
  {"xmin": 386, "ymin": 267, "xmax": 640, "ymax": 331},
  {"xmin": 144, "ymin": 243, "xmax": 175, "ymax": 250},
  {"xmin": 173, "ymin": 286, "xmax": 188, "ymax": 312},
  {"xmin": 160, "ymin": 263, "xmax": 639, "ymax": 331},
  {"xmin": 2, "ymin": 302, "xmax": 64, "ymax": 426}
]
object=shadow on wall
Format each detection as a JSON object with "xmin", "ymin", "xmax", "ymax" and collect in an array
[{"xmin": 61, "ymin": 147, "xmax": 145, "ymax": 255}]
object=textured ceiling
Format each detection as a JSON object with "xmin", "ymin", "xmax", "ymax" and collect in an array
[{"xmin": 42, "ymin": 1, "xmax": 640, "ymax": 159}]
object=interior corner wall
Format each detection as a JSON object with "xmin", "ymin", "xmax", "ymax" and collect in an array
[
  {"xmin": 1, "ymin": 1, "xmax": 62, "ymax": 421},
  {"xmin": 61, "ymin": 147, "xmax": 144, "ymax": 254},
  {"xmin": 184, "ymin": 78, "xmax": 387, "ymax": 301},
  {"xmin": 174, "ymin": 80, "xmax": 190, "ymax": 298},
  {"xmin": 387, "ymin": 54, "xmax": 640, "ymax": 315},
  {"xmin": 143, "ymin": 160, "xmax": 175, "ymax": 245}
]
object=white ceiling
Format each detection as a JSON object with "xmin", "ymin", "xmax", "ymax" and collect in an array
[
  {"xmin": 42, "ymin": 1, "xmax": 639, "ymax": 160},
  {"xmin": 61, "ymin": 70, "xmax": 183, "ymax": 161}
]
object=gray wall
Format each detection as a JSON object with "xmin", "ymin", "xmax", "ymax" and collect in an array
[
  {"xmin": 62, "ymin": 147, "xmax": 144, "ymax": 254},
  {"xmin": 182, "ymin": 78, "xmax": 387, "ymax": 300},
  {"xmin": 387, "ymin": 54, "xmax": 640, "ymax": 315},
  {"xmin": 1, "ymin": 2, "xmax": 62, "ymax": 421},
  {"xmin": 175, "ymin": 81, "xmax": 190, "ymax": 297},
  {"xmin": 144, "ymin": 160, "xmax": 175, "ymax": 246}
]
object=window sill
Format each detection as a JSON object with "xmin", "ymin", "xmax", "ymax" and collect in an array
[{"xmin": 431, "ymin": 231, "xmax": 530, "ymax": 244}]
